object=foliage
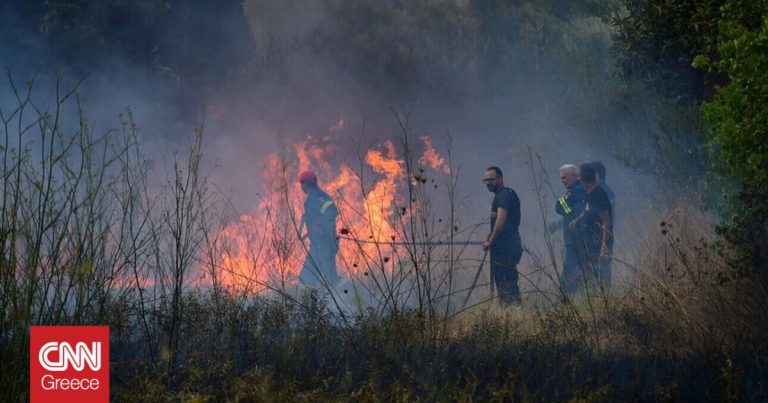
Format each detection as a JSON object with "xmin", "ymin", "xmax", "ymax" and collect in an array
[
  {"xmin": 574, "ymin": 80, "xmax": 711, "ymax": 191},
  {"xmin": 2, "ymin": 0, "xmax": 254, "ymax": 95},
  {"xmin": 308, "ymin": 0, "xmax": 618, "ymax": 98},
  {"xmin": 694, "ymin": 0, "xmax": 768, "ymax": 271},
  {"xmin": 5, "ymin": 0, "xmax": 622, "ymax": 107},
  {"xmin": 610, "ymin": 0, "xmax": 766, "ymax": 224},
  {"xmin": 612, "ymin": 0, "xmax": 724, "ymax": 104},
  {"xmin": 0, "ymin": 71, "xmax": 221, "ymax": 400},
  {"xmin": 606, "ymin": 0, "xmax": 733, "ymax": 193}
]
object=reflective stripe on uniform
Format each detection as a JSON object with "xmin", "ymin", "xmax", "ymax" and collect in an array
[
  {"xmin": 321, "ymin": 200, "xmax": 334, "ymax": 214},
  {"xmin": 558, "ymin": 197, "xmax": 572, "ymax": 214}
]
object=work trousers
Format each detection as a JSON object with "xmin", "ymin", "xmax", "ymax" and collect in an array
[
  {"xmin": 561, "ymin": 243, "xmax": 589, "ymax": 295},
  {"xmin": 490, "ymin": 249, "xmax": 522, "ymax": 305},
  {"xmin": 579, "ymin": 229, "xmax": 612, "ymax": 290}
]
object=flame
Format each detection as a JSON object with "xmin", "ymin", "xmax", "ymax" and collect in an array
[
  {"xmin": 213, "ymin": 131, "xmax": 450, "ymax": 293},
  {"xmin": 418, "ymin": 136, "xmax": 450, "ymax": 174},
  {"xmin": 213, "ymin": 153, "xmax": 305, "ymax": 294},
  {"xmin": 339, "ymin": 140, "xmax": 407, "ymax": 277}
]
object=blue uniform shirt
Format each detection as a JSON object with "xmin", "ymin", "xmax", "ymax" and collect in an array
[{"xmin": 555, "ymin": 180, "xmax": 587, "ymax": 246}]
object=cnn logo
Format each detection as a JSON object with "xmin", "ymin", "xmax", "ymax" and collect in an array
[
  {"xmin": 39, "ymin": 341, "xmax": 101, "ymax": 371},
  {"xmin": 30, "ymin": 326, "xmax": 109, "ymax": 403}
]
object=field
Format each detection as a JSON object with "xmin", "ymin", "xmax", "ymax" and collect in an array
[{"xmin": 1, "ymin": 78, "xmax": 767, "ymax": 401}]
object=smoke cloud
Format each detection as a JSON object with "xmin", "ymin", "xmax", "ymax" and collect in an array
[{"xmin": 1, "ymin": 0, "xmax": 667, "ymax": 288}]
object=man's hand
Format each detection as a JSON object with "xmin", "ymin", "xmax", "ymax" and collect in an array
[
  {"xmin": 483, "ymin": 240, "xmax": 491, "ymax": 251},
  {"xmin": 568, "ymin": 219, "xmax": 579, "ymax": 231}
]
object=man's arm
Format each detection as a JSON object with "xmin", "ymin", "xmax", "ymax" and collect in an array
[
  {"xmin": 483, "ymin": 207, "xmax": 507, "ymax": 251},
  {"xmin": 568, "ymin": 212, "xmax": 584, "ymax": 231},
  {"xmin": 556, "ymin": 193, "xmax": 572, "ymax": 216},
  {"xmin": 555, "ymin": 197, "xmax": 566, "ymax": 216},
  {"xmin": 598, "ymin": 210, "xmax": 611, "ymax": 257}
]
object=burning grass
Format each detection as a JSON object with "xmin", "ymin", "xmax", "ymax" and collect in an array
[{"xmin": 110, "ymin": 204, "xmax": 768, "ymax": 401}]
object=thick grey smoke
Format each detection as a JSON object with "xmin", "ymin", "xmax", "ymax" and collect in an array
[{"xmin": 1, "ymin": 0, "xmax": 667, "ymax": 289}]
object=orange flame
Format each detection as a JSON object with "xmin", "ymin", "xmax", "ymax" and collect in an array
[
  {"xmin": 418, "ymin": 135, "xmax": 450, "ymax": 174},
  {"xmin": 213, "ymin": 132, "xmax": 449, "ymax": 293},
  {"xmin": 214, "ymin": 153, "xmax": 305, "ymax": 293}
]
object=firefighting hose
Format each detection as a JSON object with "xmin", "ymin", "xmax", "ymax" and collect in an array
[
  {"xmin": 462, "ymin": 249, "xmax": 488, "ymax": 310},
  {"xmin": 336, "ymin": 235, "xmax": 491, "ymax": 309},
  {"xmin": 335, "ymin": 235, "xmax": 484, "ymax": 246}
]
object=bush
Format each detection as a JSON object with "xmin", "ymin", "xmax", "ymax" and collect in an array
[{"xmin": 695, "ymin": 0, "xmax": 768, "ymax": 272}]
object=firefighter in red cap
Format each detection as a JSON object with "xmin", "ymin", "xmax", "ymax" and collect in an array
[{"xmin": 297, "ymin": 171, "xmax": 341, "ymax": 290}]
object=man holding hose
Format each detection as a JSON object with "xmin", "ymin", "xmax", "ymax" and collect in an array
[{"xmin": 482, "ymin": 166, "xmax": 523, "ymax": 305}]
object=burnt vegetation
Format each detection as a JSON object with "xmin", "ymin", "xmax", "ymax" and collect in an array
[{"xmin": 2, "ymin": 0, "xmax": 768, "ymax": 401}]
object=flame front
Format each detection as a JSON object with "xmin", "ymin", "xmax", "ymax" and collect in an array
[
  {"xmin": 215, "ymin": 153, "xmax": 305, "ymax": 294},
  {"xmin": 213, "ymin": 134, "xmax": 448, "ymax": 294}
]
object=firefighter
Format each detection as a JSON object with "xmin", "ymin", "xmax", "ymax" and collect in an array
[
  {"xmin": 297, "ymin": 171, "xmax": 341, "ymax": 290},
  {"xmin": 482, "ymin": 166, "xmax": 523, "ymax": 305},
  {"xmin": 554, "ymin": 164, "xmax": 588, "ymax": 294},
  {"xmin": 569, "ymin": 163, "xmax": 613, "ymax": 289}
]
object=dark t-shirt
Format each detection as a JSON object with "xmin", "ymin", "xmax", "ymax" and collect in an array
[
  {"xmin": 490, "ymin": 187, "xmax": 522, "ymax": 255},
  {"xmin": 584, "ymin": 185, "xmax": 612, "ymax": 250}
]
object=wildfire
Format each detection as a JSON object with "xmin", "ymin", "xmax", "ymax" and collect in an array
[{"xmin": 213, "ymin": 132, "xmax": 450, "ymax": 294}]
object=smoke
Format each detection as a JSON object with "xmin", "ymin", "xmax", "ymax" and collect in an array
[{"xmin": 1, "ymin": 0, "xmax": 670, "ymax": 290}]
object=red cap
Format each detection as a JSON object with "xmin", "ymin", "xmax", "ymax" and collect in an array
[{"xmin": 298, "ymin": 171, "xmax": 317, "ymax": 183}]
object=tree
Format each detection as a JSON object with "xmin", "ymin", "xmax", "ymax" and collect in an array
[
  {"xmin": 612, "ymin": 0, "xmax": 725, "ymax": 104},
  {"xmin": 610, "ymin": 0, "xmax": 724, "ymax": 189},
  {"xmin": 694, "ymin": 0, "xmax": 768, "ymax": 271}
]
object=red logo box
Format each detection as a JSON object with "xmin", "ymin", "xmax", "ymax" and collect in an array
[{"xmin": 30, "ymin": 326, "xmax": 109, "ymax": 403}]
